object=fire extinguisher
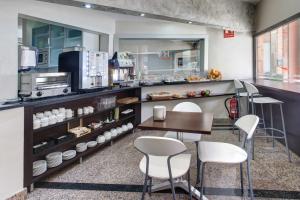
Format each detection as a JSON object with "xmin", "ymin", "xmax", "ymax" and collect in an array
[{"xmin": 225, "ymin": 96, "xmax": 239, "ymax": 120}]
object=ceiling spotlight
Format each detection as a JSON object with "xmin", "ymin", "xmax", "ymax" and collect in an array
[
  {"xmin": 140, "ymin": 13, "xmax": 145, "ymax": 17},
  {"xmin": 188, "ymin": 21, "xmax": 193, "ymax": 24},
  {"xmin": 83, "ymin": 3, "xmax": 92, "ymax": 8}
]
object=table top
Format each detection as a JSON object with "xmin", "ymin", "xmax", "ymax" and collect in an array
[{"xmin": 138, "ymin": 111, "xmax": 213, "ymax": 134}]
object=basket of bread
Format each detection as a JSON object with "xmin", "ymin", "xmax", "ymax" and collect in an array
[{"xmin": 207, "ymin": 69, "xmax": 222, "ymax": 80}]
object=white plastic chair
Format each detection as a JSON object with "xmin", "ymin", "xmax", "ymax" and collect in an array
[
  {"xmin": 198, "ymin": 115, "xmax": 259, "ymax": 200},
  {"xmin": 134, "ymin": 136, "xmax": 192, "ymax": 200},
  {"xmin": 164, "ymin": 102, "xmax": 202, "ymax": 183}
]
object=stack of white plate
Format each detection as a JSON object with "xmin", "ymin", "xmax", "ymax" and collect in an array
[
  {"xmin": 62, "ymin": 150, "xmax": 76, "ymax": 161},
  {"xmin": 33, "ymin": 160, "xmax": 47, "ymax": 176},
  {"xmin": 46, "ymin": 152, "xmax": 62, "ymax": 168},
  {"xmin": 76, "ymin": 143, "xmax": 87, "ymax": 152},
  {"xmin": 97, "ymin": 135, "xmax": 105, "ymax": 144},
  {"xmin": 87, "ymin": 141, "xmax": 97, "ymax": 148}
]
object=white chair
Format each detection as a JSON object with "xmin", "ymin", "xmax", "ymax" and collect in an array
[
  {"xmin": 198, "ymin": 115, "xmax": 259, "ymax": 200},
  {"xmin": 164, "ymin": 102, "xmax": 202, "ymax": 183},
  {"xmin": 134, "ymin": 136, "xmax": 192, "ymax": 200},
  {"xmin": 244, "ymin": 82, "xmax": 291, "ymax": 162}
]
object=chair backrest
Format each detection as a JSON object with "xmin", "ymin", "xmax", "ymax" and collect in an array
[
  {"xmin": 244, "ymin": 82, "xmax": 259, "ymax": 95},
  {"xmin": 134, "ymin": 136, "xmax": 187, "ymax": 156},
  {"xmin": 173, "ymin": 102, "xmax": 202, "ymax": 113},
  {"xmin": 235, "ymin": 115, "xmax": 259, "ymax": 140},
  {"xmin": 234, "ymin": 79, "xmax": 244, "ymax": 89}
]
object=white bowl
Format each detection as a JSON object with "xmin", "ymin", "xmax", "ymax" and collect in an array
[
  {"xmin": 104, "ymin": 131, "xmax": 112, "ymax": 140},
  {"xmin": 116, "ymin": 127, "xmax": 123, "ymax": 135},
  {"xmin": 97, "ymin": 135, "xmax": 105, "ymax": 143},
  {"xmin": 110, "ymin": 129, "xmax": 118, "ymax": 137},
  {"xmin": 122, "ymin": 125, "xmax": 128, "ymax": 132},
  {"xmin": 87, "ymin": 141, "xmax": 97, "ymax": 148},
  {"xmin": 127, "ymin": 122, "xmax": 134, "ymax": 129}
]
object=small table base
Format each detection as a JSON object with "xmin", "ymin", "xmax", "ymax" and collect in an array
[{"xmin": 151, "ymin": 179, "xmax": 208, "ymax": 200}]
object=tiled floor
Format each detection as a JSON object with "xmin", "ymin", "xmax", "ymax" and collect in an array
[{"xmin": 28, "ymin": 129, "xmax": 300, "ymax": 200}]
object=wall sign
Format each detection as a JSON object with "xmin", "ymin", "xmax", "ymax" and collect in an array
[{"xmin": 224, "ymin": 30, "xmax": 235, "ymax": 38}]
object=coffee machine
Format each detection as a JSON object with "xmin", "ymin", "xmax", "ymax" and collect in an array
[{"xmin": 59, "ymin": 50, "xmax": 109, "ymax": 92}]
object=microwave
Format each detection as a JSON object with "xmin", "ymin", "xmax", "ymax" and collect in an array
[{"xmin": 37, "ymin": 49, "xmax": 49, "ymax": 67}]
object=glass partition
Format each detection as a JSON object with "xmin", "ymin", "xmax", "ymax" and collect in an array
[{"xmin": 118, "ymin": 38, "xmax": 205, "ymax": 82}]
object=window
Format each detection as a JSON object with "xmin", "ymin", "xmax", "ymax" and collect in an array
[{"xmin": 256, "ymin": 18, "xmax": 300, "ymax": 82}]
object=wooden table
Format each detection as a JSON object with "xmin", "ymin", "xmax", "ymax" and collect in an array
[{"xmin": 138, "ymin": 111, "xmax": 214, "ymax": 200}]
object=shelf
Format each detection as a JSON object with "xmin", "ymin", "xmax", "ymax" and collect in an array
[
  {"xmin": 33, "ymin": 104, "xmax": 138, "ymax": 133},
  {"xmin": 32, "ymin": 114, "xmax": 135, "ymax": 159},
  {"xmin": 32, "ymin": 129, "xmax": 133, "ymax": 183},
  {"xmin": 141, "ymin": 93, "xmax": 235, "ymax": 103}
]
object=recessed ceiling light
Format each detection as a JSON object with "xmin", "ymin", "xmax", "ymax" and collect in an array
[
  {"xmin": 83, "ymin": 3, "xmax": 92, "ymax": 8},
  {"xmin": 140, "ymin": 13, "xmax": 145, "ymax": 17},
  {"xmin": 188, "ymin": 21, "xmax": 193, "ymax": 24}
]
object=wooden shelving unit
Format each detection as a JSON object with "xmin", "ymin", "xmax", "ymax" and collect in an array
[{"xmin": 24, "ymin": 87, "xmax": 141, "ymax": 190}]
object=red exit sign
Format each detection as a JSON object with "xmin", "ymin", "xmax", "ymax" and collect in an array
[{"xmin": 224, "ymin": 30, "xmax": 235, "ymax": 38}]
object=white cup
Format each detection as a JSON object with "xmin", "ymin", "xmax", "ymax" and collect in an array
[
  {"xmin": 36, "ymin": 112, "xmax": 44, "ymax": 119},
  {"xmin": 127, "ymin": 122, "xmax": 133, "ymax": 130},
  {"xmin": 33, "ymin": 119, "xmax": 41, "ymax": 129},
  {"xmin": 33, "ymin": 114, "xmax": 36, "ymax": 120},
  {"xmin": 77, "ymin": 108, "xmax": 83, "ymax": 115},
  {"xmin": 48, "ymin": 115, "xmax": 57, "ymax": 125},
  {"xmin": 88, "ymin": 106, "xmax": 94, "ymax": 113},
  {"xmin": 59, "ymin": 107, "xmax": 65, "ymax": 114},
  {"xmin": 52, "ymin": 109, "xmax": 59, "ymax": 115},
  {"xmin": 66, "ymin": 109, "xmax": 73, "ymax": 118},
  {"xmin": 56, "ymin": 113, "xmax": 64, "ymax": 122},
  {"xmin": 44, "ymin": 111, "xmax": 52, "ymax": 117},
  {"xmin": 153, "ymin": 105, "xmax": 167, "ymax": 121},
  {"xmin": 83, "ymin": 107, "xmax": 89, "ymax": 115}
]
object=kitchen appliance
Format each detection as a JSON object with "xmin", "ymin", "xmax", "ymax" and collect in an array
[
  {"xmin": 19, "ymin": 72, "xmax": 71, "ymax": 99},
  {"xmin": 37, "ymin": 49, "xmax": 49, "ymax": 67},
  {"xmin": 18, "ymin": 46, "xmax": 37, "ymax": 71},
  {"xmin": 59, "ymin": 50, "xmax": 109, "ymax": 92}
]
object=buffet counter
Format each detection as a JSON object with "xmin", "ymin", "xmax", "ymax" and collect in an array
[{"xmin": 140, "ymin": 79, "xmax": 235, "ymax": 121}]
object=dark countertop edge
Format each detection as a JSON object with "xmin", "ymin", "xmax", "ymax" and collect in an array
[
  {"xmin": 140, "ymin": 79, "xmax": 233, "ymax": 87},
  {"xmin": 244, "ymin": 79, "xmax": 300, "ymax": 95},
  {"xmin": 0, "ymin": 86, "xmax": 141, "ymax": 111}
]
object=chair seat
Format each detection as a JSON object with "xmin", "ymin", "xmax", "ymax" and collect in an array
[
  {"xmin": 239, "ymin": 92, "xmax": 261, "ymax": 97},
  {"xmin": 164, "ymin": 131, "xmax": 201, "ymax": 143},
  {"xmin": 198, "ymin": 141, "xmax": 247, "ymax": 164},
  {"xmin": 250, "ymin": 97, "xmax": 283, "ymax": 104},
  {"xmin": 139, "ymin": 154, "xmax": 191, "ymax": 179}
]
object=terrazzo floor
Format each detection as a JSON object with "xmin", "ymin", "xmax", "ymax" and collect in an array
[{"xmin": 28, "ymin": 129, "xmax": 300, "ymax": 200}]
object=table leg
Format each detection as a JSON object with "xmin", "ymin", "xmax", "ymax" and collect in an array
[{"xmin": 151, "ymin": 179, "xmax": 208, "ymax": 200}]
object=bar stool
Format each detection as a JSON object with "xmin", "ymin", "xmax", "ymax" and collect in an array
[{"xmin": 244, "ymin": 82, "xmax": 291, "ymax": 162}]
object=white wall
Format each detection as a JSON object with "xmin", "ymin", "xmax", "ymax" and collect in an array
[
  {"xmin": 0, "ymin": 107, "xmax": 24, "ymax": 200},
  {"xmin": 115, "ymin": 21, "xmax": 253, "ymax": 79},
  {"xmin": 256, "ymin": 0, "xmax": 300, "ymax": 33},
  {"xmin": 207, "ymin": 28, "xmax": 253, "ymax": 80},
  {"xmin": 0, "ymin": 0, "xmax": 116, "ymax": 101}
]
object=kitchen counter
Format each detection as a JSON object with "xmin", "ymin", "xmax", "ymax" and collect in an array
[
  {"xmin": 140, "ymin": 79, "xmax": 233, "ymax": 87},
  {"xmin": 0, "ymin": 86, "xmax": 140, "ymax": 111},
  {"xmin": 246, "ymin": 79, "xmax": 300, "ymax": 94}
]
